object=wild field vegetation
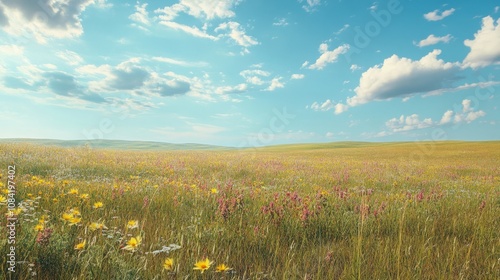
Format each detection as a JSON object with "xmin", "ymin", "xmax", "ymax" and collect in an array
[{"xmin": 0, "ymin": 141, "xmax": 499, "ymax": 279}]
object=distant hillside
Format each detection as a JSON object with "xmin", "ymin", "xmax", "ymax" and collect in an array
[{"xmin": 0, "ymin": 138, "xmax": 231, "ymax": 151}]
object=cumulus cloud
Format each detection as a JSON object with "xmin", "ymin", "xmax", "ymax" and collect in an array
[
  {"xmin": 384, "ymin": 99, "xmax": 486, "ymax": 134},
  {"xmin": 0, "ymin": 0, "xmax": 94, "ymax": 43},
  {"xmin": 215, "ymin": 83, "xmax": 247, "ymax": 94},
  {"xmin": 308, "ymin": 43, "xmax": 350, "ymax": 70},
  {"xmin": 424, "ymin": 8, "xmax": 455, "ymax": 21},
  {"xmin": 463, "ymin": 16, "xmax": 500, "ymax": 69},
  {"xmin": 177, "ymin": 0, "xmax": 239, "ymax": 20},
  {"xmin": 154, "ymin": 0, "xmax": 251, "ymax": 46},
  {"xmin": 447, "ymin": 99, "xmax": 486, "ymax": 124},
  {"xmin": 301, "ymin": 0, "xmax": 321, "ymax": 12},
  {"xmin": 347, "ymin": 49, "xmax": 460, "ymax": 107},
  {"xmin": 416, "ymin": 34, "xmax": 452, "ymax": 47},
  {"xmin": 386, "ymin": 114, "xmax": 433, "ymax": 132},
  {"xmin": 215, "ymin": 21, "xmax": 259, "ymax": 48},
  {"xmin": 240, "ymin": 69, "xmax": 270, "ymax": 85},
  {"xmin": 291, "ymin": 74, "xmax": 305, "ymax": 80},
  {"xmin": 129, "ymin": 2, "xmax": 151, "ymax": 26},
  {"xmin": 310, "ymin": 99, "xmax": 335, "ymax": 111},
  {"xmin": 266, "ymin": 77, "xmax": 285, "ymax": 91}
]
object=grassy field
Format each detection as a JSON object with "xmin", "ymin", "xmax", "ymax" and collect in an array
[{"xmin": 0, "ymin": 141, "xmax": 499, "ymax": 279}]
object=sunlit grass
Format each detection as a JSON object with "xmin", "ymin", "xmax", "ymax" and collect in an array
[{"xmin": 0, "ymin": 141, "xmax": 499, "ymax": 279}]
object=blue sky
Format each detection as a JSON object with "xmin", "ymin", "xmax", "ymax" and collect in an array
[{"xmin": 0, "ymin": 0, "xmax": 499, "ymax": 147}]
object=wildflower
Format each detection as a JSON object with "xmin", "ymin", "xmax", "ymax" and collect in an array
[
  {"xmin": 1, "ymin": 189, "xmax": 8, "ymax": 195},
  {"xmin": 163, "ymin": 258, "xmax": 174, "ymax": 270},
  {"xmin": 68, "ymin": 189, "xmax": 79, "ymax": 195},
  {"xmin": 70, "ymin": 209, "xmax": 81, "ymax": 216},
  {"xmin": 34, "ymin": 224, "xmax": 44, "ymax": 232},
  {"xmin": 62, "ymin": 212, "xmax": 73, "ymax": 222},
  {"xmin": 80, "ymin": 193, "xmax": 90, "ymax": 200},
  {"xmin": 89, "ymin": 222, "xmax": 108, "ymax": 231},
  {"xmin": 216, "ymin": 263, "xmax": 231, "ymax": 272},
  {"xmin": 69, "ymin": 216, "xmax": 82, "ymax": 226},
  {"xmin": 127, "ymin": 220, "xmax": 139, "ymax": 229},
  {"xmin": 12, "ymin": 208, "xmax": 22, "ymax": 216},
  {"xmin": 210, "ymin": 188, "xmax": 218, "ymax": 194},
  {"xmin": 193, "ymin": 258, "xmax": 212, "ymax": 273},
  {"xmin": 122, "ymin": 236, "xmax": 141, "ymax": 252},
  {"xmin": 93, "ymin": 202, "xmax": 104, "ymax": 209},
  {"xmin": 74, "ymin": 240, "xmax": 86, "ymax": 250},
  {"xmin": 0, "ymin": 195, "xmax": 6, "ymax": 203},
  {"xmin": 52, "ymin": 198, "xmax": 58, "ymax": 203}
]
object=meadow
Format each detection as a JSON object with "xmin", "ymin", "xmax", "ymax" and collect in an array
[{"xmin": 0, "ymin": 141, "xmax": 499, "ymax": 279}]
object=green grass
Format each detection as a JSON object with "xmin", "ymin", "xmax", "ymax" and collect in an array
[{"xmin": 0, "ymin": 141, "xmax": 499, "ymax": 279}]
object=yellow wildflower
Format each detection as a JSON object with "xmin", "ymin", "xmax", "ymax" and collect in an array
[
  {"xmin": 68, "ymin": 189, "xmax": 79, "ymax": 195},
  {"xmin": 34, "ymin": 224, "xmax": 44, "ymax": 232},
  {"xmin": 93, "ymin": 202, "xmax": 104, "ymax": 209},
  {"xmin": 127, "ymin": 220, "xmax": 139, "ymax": 229},
  {"xmin": 122, "ymin": 236, "xmax": 141, "ymax": 252},
  {"xmin": 216, "ymin": 263, "xmax": 231, "ymax": 272},
  {"xmin": 163, "ymin": 258, "xmax": 174, "ymax": 270},
  {"xmin": 69, "ymin": 216, "xmax": 82, "ymax": 226},
  {"xmin": 193, "ymin": 258, "xmax": 213, "ymax": 273},
  {"xmin": 89, "ymin": 222, "xmax": 108, "ymax": 231},
  {"xmin": 210, "ymin": 188, "xmax": 218, "ymax": 194},
  {"xmin": 74, "ymin": 240, "xmax": 86, "ymax": 250}
]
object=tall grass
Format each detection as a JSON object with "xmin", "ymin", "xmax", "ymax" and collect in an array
[{"xmin": 0, "ymin": 141, "xmax": 499, "ymax": 279}]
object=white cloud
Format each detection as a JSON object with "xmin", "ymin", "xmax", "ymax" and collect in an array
[
  {"xmin": 215, "ymin": 83, "xmax": 247, "ymax": 94},
  {"xmin": 56, "ymin": 50, "xmax": 84, "ymax": 66},
  {"xmin": 439, "ymin": 110, "xmax": 453, "ymax": 124},
  {"xmin": 266, "ymin": 77, "xmax": 284, "ymax": 91},
  {"xmin": 334, "ymin": 103, "xmax": 349, "ymax": 114},
  {"xmin": 325, "ymin": 132, "xmax": 335, "ymax": 138},
  {"xmin": 386, "ymin": 114, "xmax": 433, "ymax": 132},
  {"xmin": 215, "ymin": 21, "xmax": 258, "ymax": 48},
  {"xmin": 240, "ymin": 69, "xmax": 270, "ymax": 85},
  {"xmin": 463, "ymin": 16, "xmax": 500, "ymax": 69},
  {"xmin": 291, "ymin": 74, "xmax": 305, "ymax": 80},
  {"xmin": 273, "ymin": 18, "xmax": 289, "ymax": 26},
  {"xmin": 423, "ymin": 80, "xmax": 500, "ymax": 97},
  {"xmin": 308, "ymin": 43, "xmax": 350, "ymax": 70},
  {"xmin": 416, "ymin": 34, "xmax": 452, "ymax": 47},
  {"xmin": 301, "ymin": 0, "xmax": 321, "ymax": 12},
  {"xmin": 94, "ymin": 0, "xmax": 112, "ymax": 9},
  {"xmin": 350, "ymin": 64, "xmax": 361, "ymax": 71},
  {"xmin": 310, "ymin": 99, "xmax": 334, "ymax": 111},
  {"xmin": 0, "ymin": 44, "xmax": 24, "ymax": 56},
  {"xmin": 177, "ymin": 0, "xmax": 239, "ymax": 20},
  {"xmin": 152, "ymin": 56, "xmax": 208, "ymax": 67},
  {"xmin": 334, "ymin": 24, "xmax": 349, "ymax": 35},
  {"xmin": 347, "ymin": 49, "xmax": 459, "ymax": 107},
  {"xmin": 129, "ymin": 2, "xmax": 150, "ymax": 26},
  {"xmin": 495, "ymin": 6, "xmax": 499, "ymax": 13},
  {"xmin": 0, "ymin": 0, "xmax": 94, "ymax": 43},
  {"xmin": 424, "ymin": 8, "xmax": 455, "ymax": 21},
  {"xmin": 159, "ymin": 20, "xmax": 218, "ymax": 40},
  {"xmin": 384, "ymin": 99, "xmax": 486, "ymax": 134}
]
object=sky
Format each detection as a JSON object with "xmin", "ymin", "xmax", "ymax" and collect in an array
[{"xmin": 0, "ymin": 0, "xmax": 499, "ymax": 147}]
